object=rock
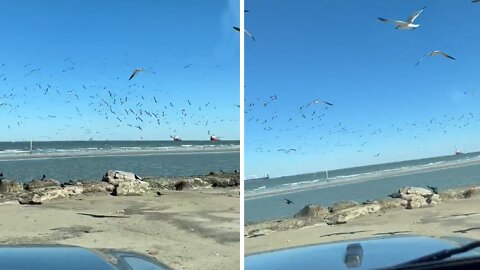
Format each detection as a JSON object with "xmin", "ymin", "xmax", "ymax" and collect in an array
[
  {"xmin": 25, "ymin": 179, "xmax": 61, "ymax": 191},
  {"xmin": 39, "ymin": 187, "xmax": 69, "ymax": 201},
  {"xmin": 405, "ymin": 195, "xmax": 429, "ymax": 209},
  {"xmin": 395, "ymin": 187, "xmax": 433, "ymax": 200},
  {"xmin": 426, "ymin": 194, "xmax": 441, "ymax": 205},
  {"xmin": 144, "ymin": 178, "xmax": 177, "ymax": 190},
  {"xmin": 0, "ymin": 179, "xmax": 24, "ymax": 194},
  {"xmin": 102, "ymin": 170, "xmax": 141, "ymax": 186},
  {"xmin": 325, "ymin": 203, "xmax": 381, "ymax": 225},
  {"xmin": 328, "ymin": 201, "xmax": 359, "ymax": 213},
  {"xmin": 113, "ymin": 180, "xmax": 150, "ymax": 196},
  {"xmin": 294, "ymin": 204, "xmax": 329, "ymax": 219},
  {"xmin": 463, "ymin": 187, "xmax": 480, "ymax": 199},
  {"xmin": 18, "ymin": 193, "xmax": 42, "ymax": 204},
  {"xmin": 79, "ymin": 182, "xmax": 115, "ymax": 193},
  {"xmin": 246, "ymin": 228, "xmax": 275, "ymax": 238},
  {"xmin": 325, "ymin": 214, "xmax": 347, "ymax": 225},
  {"xmin": 175, "ymin": 178, "xmax": 212, "ymax": 191},
  {"xmin": 378, "ymin": 198, "xmax": 404, "ymax": 209},
  {"xmin": 63, "ymin": 186, "xmax": 84, "ymax": 196},
  {"xmin": 205, "ymin": 174, "xmax": 240, "ymax": 187}
]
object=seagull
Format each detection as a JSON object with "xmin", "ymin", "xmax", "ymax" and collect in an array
[
  {"xmin": 415, "ymin": 51, "xmax": 456, "ymax": 66},
  {"xmin": 473, "ymin": 0, "xmax": 480, "ymax": 3},
  {"xmin": 284, "ymin": 198, "xmax": 294, "ymax": 205},
  {"xmin": 307, "ymin": 100, "xmax": 334, "ymax": 107},
  {"xmin": 128, "ymin": 68, "xmax": 143, "ymax": 80},
  {"xmin": 278, "ymin": 148, "xmax": 296, "ymax": 154},
  {"xmin": 233, "ymin": 26, "xmax": 255, "ymax": 42},
  {"xmin": 378, "ymin": 7, "xmax": 426, "ymax": 30}
]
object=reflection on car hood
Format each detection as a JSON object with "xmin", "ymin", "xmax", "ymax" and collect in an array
[
  {"xmin": 0, "ymin": 245, "xmax": 172, "ymax": 270},
  {"xmin": 245, "ymin": 235, "xmax": 480, "ymax": 270}
]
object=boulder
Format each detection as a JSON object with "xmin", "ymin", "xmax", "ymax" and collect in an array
[
  {"xmin": 204, "ymin": 174, "xmax": 240, "ymax": 187},
  {"xmin": 463, "ymin": 187, "xmax": 480, "ymax": 199},
  {"xmin": 39, "ymin": 187, "xmax": 69, "ymax": 201},
  {"xmin": 113, "ymin": 180, "xmax": 150, "ymax": 196},
  {"xmin": 144, "ymin": 178, "xmax": 176, "ymax": 190},
  {"xmin": 405, "ymin": 195, "xmax": 429, "ymax": 209},
  {"xmin": 0, "ymin": 179, "xmax": 24, "ymax": 194},
  {"xmin": 25, "ymin": 179, "xmax": 60, "ymax": 191},
  {"xmin": 294, "ymin": 204, "xmax": 329, "ymax": 219},
  {"xmin": 394, "ymin": 187, "xmax": 433, "ymax": 200},
  {"xmin": 325, "ymin": 203, "xmax": 381, "ymax": 225},
  {"xmin": 18, "ymin": 193, "xmax": 42, "ymax": 204},
  {"xmin": 102, "ymin": 170, "xmax": 141, "ymax": 186},
  {"xmin": 175, "ymin": 178, "xmax": 212, "ymax": 191},
  {"xmin": 245, "ymin": 228, "xmax": 275, "ymax": 238},
  {"xmin": 79, "ymin": 182, "xmax": 115, "ymax": 193},
  {"xmin": 328, "ymin": 201, "xmax": 359, "ymax": 213},
  {"xmin": 63, "ymin": 186, "xmax": 84, "ymax": 196},
  {"xmin": 378, "ymin": 198, "xmax": 404, "ymax": 209}
]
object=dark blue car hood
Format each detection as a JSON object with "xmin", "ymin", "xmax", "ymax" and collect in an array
[
  {"xmin": 0, "ymin": 245, "xmax": 172, "ymax": 270},
  {"xmin": 245, "ymin": 235, "xmax": 480, "ymax": 270}
]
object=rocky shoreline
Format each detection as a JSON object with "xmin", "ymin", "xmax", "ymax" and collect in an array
[
  {"xmin": 245, "ymin": 185, "xmax": 480, "ymax": 238},
  {"xmin": 0, "ymin": 170, "xmax": 240, "ymax": 205}
]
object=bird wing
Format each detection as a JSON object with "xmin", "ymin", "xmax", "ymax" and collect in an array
[
  {"xmin": 415, "ymin": 53, "xmax": 430, "ymax": 66},
  {"xmin": 323, "ymin": 101, "xmax": 334, "ymax": 106},
  {"xmin": 128, "ymin": 70, "xmax": 137, "ymax": 80},
  {"xmin": 407, "ymin": 7, "xmax": 426, "ymax": 23},
  {"xmin": 233, "ymin": 26, "xmax": 240, "ymax": 32},
  {"xmin": 437, "ymin": 51, "xmax": 456, "ymax": 60},
  {"xmin": 377, "ymin": 18, "xmax": 406, "ymax": 25},
  {"xmin": 244, "ymin": 29, "xmax": 255, "ymax": 41}
]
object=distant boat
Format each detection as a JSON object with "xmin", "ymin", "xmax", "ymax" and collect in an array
[
  {"xmin": 210, "ymin": 135, "xmax": 220, "ymax": 142},
  {"xmin": 170, "ymin": 135, "xmax": 182, "ymax": 142},
  {"xmin": 247, "ymin": 174, "xmax": 269, "ymax": 180},
  {"xmin": 455, "ymin": 149, "xmax": 463, "ymax": 155}
]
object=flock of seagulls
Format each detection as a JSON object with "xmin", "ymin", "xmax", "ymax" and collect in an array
[
  {"xmin": 245, "ymin": 3, "xmax": 479, "ymax": 162},
  {"xmin": 0, "ymin": 57, "xmax": 238, "ymax": 140}
]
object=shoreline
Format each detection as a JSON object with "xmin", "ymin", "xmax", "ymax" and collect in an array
[
  {"xmin": 0, "ymin": 148, "xmax": 240, "ymax": 162},
  {"xmin": 245, "ymin": 184, "xmax": 480, "ymax": 254},
  {"xmin": 245, "ymin": 156, "xmax": 480, "ymax": 200},
  {"xmin": 0, "ymin": 171, "xmax": 240, "ymax": 270}
]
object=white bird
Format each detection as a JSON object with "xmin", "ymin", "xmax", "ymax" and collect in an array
[
  {"xmin": 233, "ymin": 26, "xmax": 255, "ymax": 42},
  {"xmin": 306, "ymin": 100, "xmax": 333, "ymax": 108},
  {"xmin": 415, "ymin": 51, "xmax": 456, "ymax": 66},
  {"xmin": 128, "ymin": 68, "xmax": 143, "ymax": 80},
  {"xmin": 378, "ymin": 7, "xmax": 426, "ymax": 30}
]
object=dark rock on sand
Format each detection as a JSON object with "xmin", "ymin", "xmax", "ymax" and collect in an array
[
  {"xmin": 294, "ymin": 204, "xmax": 329, "ymax": 219},
  {"xmin": 0, "ymin": 179, "xmax": 24, "ymax": 194}
]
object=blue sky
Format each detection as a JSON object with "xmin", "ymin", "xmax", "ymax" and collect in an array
[
  {"xmin": 245, "ymin": 0, "xmax": 480, "ymax": 177},
  {"xmin": 0, "ymin": 0, "xmax": 239, "ymax": 141}
]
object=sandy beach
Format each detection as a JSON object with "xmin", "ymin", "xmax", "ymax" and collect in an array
[
  {"xmin": 0, "ymin": 188, "xmax": 240, "ymax": 270},
  {"xmin": 245, "ymin": 187, "xmax": 480, "ymax": 255}
]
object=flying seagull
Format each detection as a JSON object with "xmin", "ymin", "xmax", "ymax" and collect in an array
[
  {"xmin": 307, "ymin": 100, "xmax": 334, "ymax": 107},
  {"xmin": 415, "ymin": 51, "xmax": 456, "ymax": 66},
  {"xmin": 378, "ymin": 7, "xmax": 426, "ymax": 30},
  {"xmin": 284, "ymin": 198, "xmax": 294, "ymax": 205},
  {"xmin": 233, "ymin": 26, "xmax": 255, "ymax": 42},
  {"xmin": 473, "ymin": 0, "xmax": 480, "ymax": 3},
  {"xmin": 278, "ymin": 148, "xmax": 296, "ymax": 154},
  {"xmin": 128, "ymin": 68, "xmax": 143, "ymax": 80}
]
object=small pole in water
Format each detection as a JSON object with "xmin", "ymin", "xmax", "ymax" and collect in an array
[{"xmin": 30, "ymin": 140, "xmax": 32, "ymax": 155}]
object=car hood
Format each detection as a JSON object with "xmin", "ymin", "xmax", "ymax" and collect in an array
[
  {"xmin": 0, "ymin": 245, "xmax": 172, "ymax": 270},
  {"xmin": 245, "ymin": 235, "xmax": 480, "ymax": 270}
]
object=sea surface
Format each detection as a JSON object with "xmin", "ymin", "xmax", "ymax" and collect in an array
[
  {"xmin": 245, "ymin": 152, "xmax": 480, "ymax": 223},
  {"xmin": 0, "ymin": 140, "xmax": 239, "ymax": 182}
]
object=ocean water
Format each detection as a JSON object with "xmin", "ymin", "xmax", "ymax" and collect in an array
[
  {"xmin": 0, "ymin": 140, "xmax": 239, "ymax": 182},
  {"xmin": 245, "ymin": 152, "xmax": 480, "ymax": 223}
]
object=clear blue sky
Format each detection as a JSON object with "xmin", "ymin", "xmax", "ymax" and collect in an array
[
  {"xmin": 0, "ymin": 0, "xmax": 239, "ymax": 141},
  {"xmin": 245, "ymin": 0, "xmax": 480, "ymax": 177}
]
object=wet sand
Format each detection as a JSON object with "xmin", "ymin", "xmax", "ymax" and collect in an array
[
  {"xmin": 0, "ymin": 189, "xmax": 240, "ymax": 270},
  {"xmin": 245, "ymin": 196, "xmax": 480, "ymax": 254}
]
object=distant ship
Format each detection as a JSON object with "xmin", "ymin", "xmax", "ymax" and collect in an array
[
  {"xmin": 170, "ymin": 135, "xmax": 181, "ymax": 142},
  {"xmin": 455, "ymin": 149, "xmax": 463, "ymax": 155},
  {"xmin": 246, "ymin": 174, "xmax": 270, "ymax": 180},
  {"xmin": 210, "ymin": 135, "xmax": 220, "ymax": 142}
]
